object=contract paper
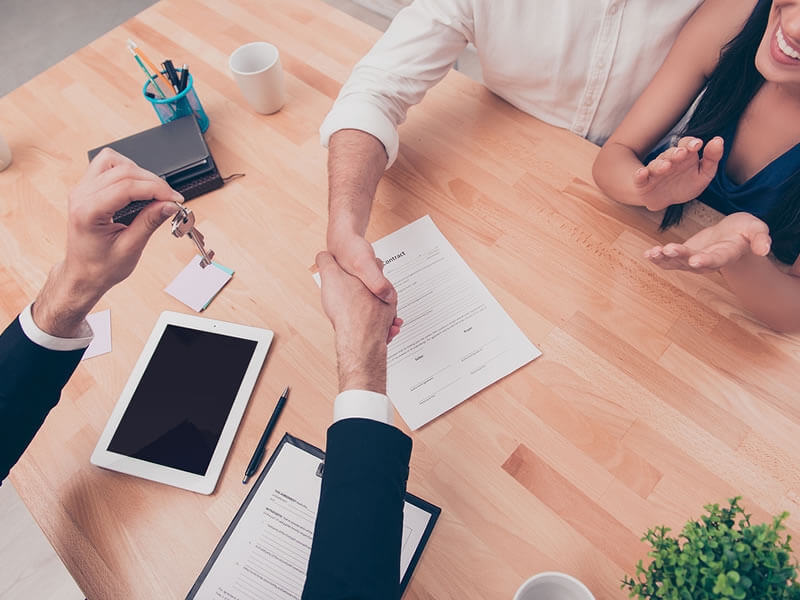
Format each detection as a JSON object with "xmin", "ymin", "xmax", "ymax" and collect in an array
[
  {"xmin": 377, "ymin": 216, "xmax": 541, "ymax": 430},
  {"xmin": 189, "ymin": 440, "xmax": 436, "ymax": 600}
]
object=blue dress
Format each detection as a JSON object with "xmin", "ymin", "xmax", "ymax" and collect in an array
[
  {"xmin": 650, "ymin": 122, "xmax": 800, "ymax": 264},
  {"xmin": 702, "ymin": 123, "xmax": 800, "ymax": 216}
]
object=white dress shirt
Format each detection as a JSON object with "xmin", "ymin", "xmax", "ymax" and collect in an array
[
  {"xmin": 18, "ymin": 303, "xmax": 93, "ymax": 351},
  {"xmin": 320, "ymin": 0, "xmax": 704, "ymax": 166},
  {"xmin": 335, "ymin": 389, "xmax": 394, "ymax": 425}
]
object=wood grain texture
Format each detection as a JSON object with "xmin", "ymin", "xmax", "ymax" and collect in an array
[
  {"xmin": 1, "ymin": 0, "xmax": 799, "ymax": 598},
  {"xmin": 0, "ymin": 482, "xmax": 84, "ymax": 600}
]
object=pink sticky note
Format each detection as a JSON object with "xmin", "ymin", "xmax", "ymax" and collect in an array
[{"xmin": 165, "ymin": 255, "xmax": 234, "ymax": 312}]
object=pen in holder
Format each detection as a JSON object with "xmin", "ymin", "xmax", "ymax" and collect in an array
[{"xmin": 143, "ymin": 70, "xmax": 209, "ymax": 133}]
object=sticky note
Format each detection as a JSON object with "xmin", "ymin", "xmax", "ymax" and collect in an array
[
  {"xmin": 165, "ymin": 255, "xmax": 234, "ymax": 312},
  {"xmin": 82, "ymin": 309, "xmax": 112, "ymax": 360}
]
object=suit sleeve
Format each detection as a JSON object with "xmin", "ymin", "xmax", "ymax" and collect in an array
[
  {"xmin": 302, "ymin": 418, "xmax": 412, "ymax": 600},
  {"xmin": 0, "ymin": 317, "xmax": 84, "ymax": 482}
]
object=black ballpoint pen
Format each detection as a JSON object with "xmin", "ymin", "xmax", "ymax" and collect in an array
[
  {"xmin": 243, "ymin": 386, "xmax": 288, "ymax": 484},
  {"xmin": 163, "ymin": 59, "xmax": 180, "ymax": 93},
  {"xmin": 178, "ymin": 64, "xmax": 189, "ymax": 92}
]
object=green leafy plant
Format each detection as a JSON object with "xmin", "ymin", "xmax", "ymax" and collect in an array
[{"xmin": 623, "ymin": 497, "xmax": 800, "ymax": 599}]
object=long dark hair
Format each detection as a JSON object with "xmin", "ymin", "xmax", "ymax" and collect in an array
[{"xmin": 661, "ymin": 0, "xmax": 800, "ymax": 264}]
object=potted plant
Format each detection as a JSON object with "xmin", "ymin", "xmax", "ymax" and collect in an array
[{"xmin": 623, "ymin": 497, "xmax": 800, "ymax": 599}]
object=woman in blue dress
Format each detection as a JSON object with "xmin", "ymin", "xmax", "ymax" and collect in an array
[{"xmin": 593, "ymin": 0, "xmax": 800, "ymax": 332}]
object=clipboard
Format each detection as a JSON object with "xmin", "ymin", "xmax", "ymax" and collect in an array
[{"xmin": 186, "ymin": 433, "xmax": 440, "ymax": 598}]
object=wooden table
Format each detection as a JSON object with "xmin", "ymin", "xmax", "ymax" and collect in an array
[{"xmin": 2, "ymin": 0, "xmax": 799, "ymax": 598}]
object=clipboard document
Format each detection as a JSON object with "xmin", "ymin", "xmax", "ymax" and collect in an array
[
  {"xmin": 376, "ymin": 216, "xmax": 541, "ymax": 430},
  {"xmin": 187, "ymin": 434, "xmax": 439, "ymax": 599}
]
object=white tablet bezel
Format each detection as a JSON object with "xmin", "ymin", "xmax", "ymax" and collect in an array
[{"xmin": 91, "ymin": 311, "xmax": 273, "ymax": 494}]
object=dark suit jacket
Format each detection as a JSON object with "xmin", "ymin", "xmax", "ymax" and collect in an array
[
  {"xmin": 0, "ymin": 317, "xmax": 84, "ymax": 482},
  {"xmin": 302, "ymin": 417, "xmax": 413, "ymax": 600}
]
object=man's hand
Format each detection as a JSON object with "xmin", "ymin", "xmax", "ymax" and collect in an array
[
  {"xmin": 33, "ymin": 148, "xmax": 183, "ymax": 337},
  {"xmin": 326, "ymin": 129, "xmax": 397, "ymax": 304},
  {"xmin": 316, "ymin": 251, "xmax": 402, "ymax": 394},
  {"xmin": 633, "ymin": 136, "xmax": 724, "ymax": 211},
  {"xmin": 327, "ymin": 229, "xmax": 397, "ymax": 304},
  {"xmin": 644, "ymin": 212, "xmax": 772, "ymax": 273}
]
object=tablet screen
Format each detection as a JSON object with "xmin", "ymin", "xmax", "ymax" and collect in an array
[{"xmin": 106, "ymin": 325, "xmax": 258, "ymax": 476}]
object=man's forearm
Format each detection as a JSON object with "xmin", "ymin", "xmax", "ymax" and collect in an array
[
  {"xmin": 327, "ymin": 129, "xmax": 389, "ymax": 243},
  {"xmin": 32, "ymin": 263, "xmax": 101, "ymax": 339},
  {"xmin": 337, "ymin": 336, "xmax": 388, "ymax": 395},
  {"xmin": 722, "ymin": 254, "xmax": 800, "ymax": 333}
]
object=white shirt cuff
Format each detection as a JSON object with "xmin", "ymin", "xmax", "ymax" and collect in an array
[
  {"xmin": 18, "ymin": 303, "xmax": 93, "ymax": 351},
  {"xmin": 334, "ymin": 389, "xmax": 394, "ymax": 425},
  {"xmin": 320, "ymin": 102, "xmax": 400, "ymax": 168}
]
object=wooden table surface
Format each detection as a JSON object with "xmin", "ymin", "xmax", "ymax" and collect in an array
[{"xmin": 2, "ymin": 0, "xmax": 800, "ymax": 598}]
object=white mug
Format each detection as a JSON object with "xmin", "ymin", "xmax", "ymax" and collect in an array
[
  {"xmin": 229, "ymin": 42, "xmax": 286, "ymax": 115},
  {"xmin": 514, "ymin": 572, "xmax": 595, "ymax": 600},
  {"xmin": 0, "ymin": 134, "xmax": 12, "ymax": 172}
]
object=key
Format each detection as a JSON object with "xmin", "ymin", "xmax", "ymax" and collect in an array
[{"xmin": 171, "ymin": 205, "xmax": 215, "ymax": 268}]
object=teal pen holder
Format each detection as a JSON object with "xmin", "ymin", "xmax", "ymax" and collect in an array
[{"xmin": 143, "ymin": 71, "xmax": 209, "ymax": 133}]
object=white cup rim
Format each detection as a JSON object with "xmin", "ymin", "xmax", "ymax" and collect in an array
[
  {"xmin": 229, "ymin": 41, "xmax": 279, "ymax": 76},
  {"xmin": 513, "ymin": 571, "xmax": 595, "ymax": 600}
]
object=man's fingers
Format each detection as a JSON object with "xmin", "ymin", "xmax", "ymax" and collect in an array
[
  {"xmin": 387, "ymin": 324, "xmax": 401, "ymax": 344},
  {"xmin": 81, "ymin": 157, "xmax": 182, "ymax": 218},
  {"xmin": 351, "ymin": 255, "xmax": 395, "ymax": 304},
  {"xmin": 123, "ymin": 201, "xmax": 181, "ymax": 247},
  {"xmin": 112, "ymin": 202, "xmax": 180, "ymax": 264},
  {"xmin": 316, "ymin": 250, "xmax": 342, "ymax": 283},
  {"xmin": 91, "ymin": 176, "xmax": 183, "ymax": 219},
  {"xmin": 370, "ymin": 275, "xmax": 397, "ymax": 304},
  {"xmin": 316, "ymin": 250, "xmax": 336, "ymax": 270},
  {"xmin": 84, "ymin": 147, "xmax": 138, "ymax": 178},
  {"xmin": 386, "ymin": 316, "xmax": 404, "ymax": 343}
]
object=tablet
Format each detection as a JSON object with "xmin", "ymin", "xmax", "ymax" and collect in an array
[{"xmin": 91, "ymin": 311, "xmax": 273, "ymax": 494}]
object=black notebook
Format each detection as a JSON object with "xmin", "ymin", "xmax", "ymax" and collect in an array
[{"xmin": 88, "ymin": 116, "xmax": 223, "ymax": 225}]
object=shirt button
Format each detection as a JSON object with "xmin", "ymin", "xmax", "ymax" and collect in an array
[{"xmin": 609, "ymin": 4, "xmax": 618, "ymax": 15}]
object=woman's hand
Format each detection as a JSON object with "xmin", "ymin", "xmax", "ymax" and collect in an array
[
  {"xmin": 633, "ymin": 136, "xmax": 724, "ymax": 211},
  {"xmin": 644, "ymin": 212, "xmax": 771, "ymax": 273}
]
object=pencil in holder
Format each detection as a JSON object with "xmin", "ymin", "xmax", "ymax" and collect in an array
[{"xmin": 143, "ymin": 71, "xmax": 209, "ymax": 133}]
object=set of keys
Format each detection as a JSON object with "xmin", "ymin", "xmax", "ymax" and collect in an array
[{"xmin": 170, "ymin": 202, "xmax": 215, "ymax": 268}]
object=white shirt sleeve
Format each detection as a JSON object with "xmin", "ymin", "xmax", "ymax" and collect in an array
[
  {"xmin": 17, "ymin": 303, "xmax": 93, "ymax": 351},
  {"xmin": 320, "ymin": 0, "xmax": 471, "ymax": 168},
  {"xmin": 334, "ymin": 389, "xmax": 394, "ymax": 425}
]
